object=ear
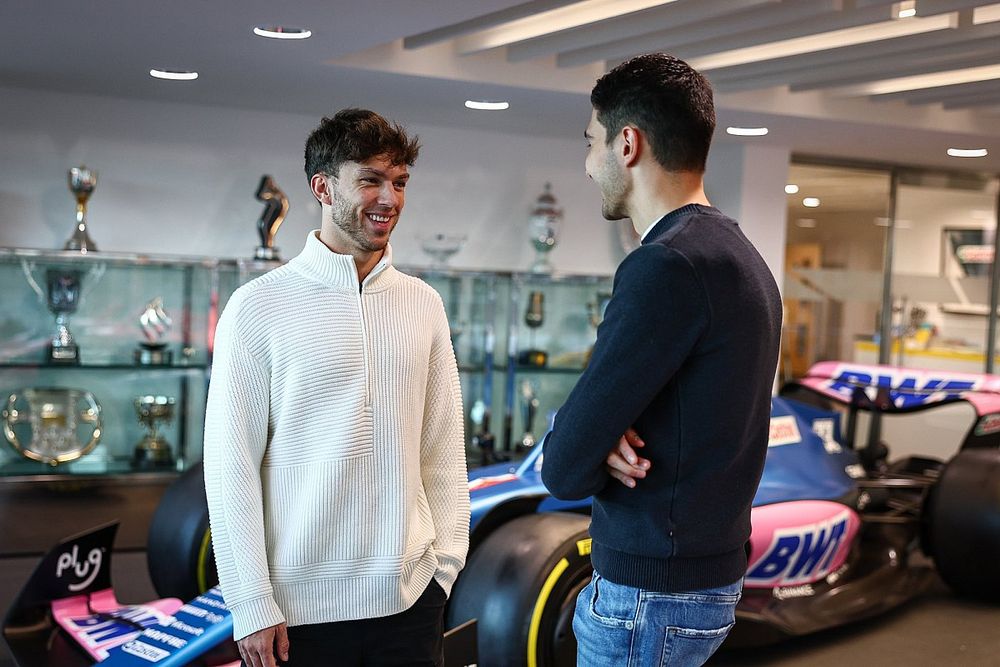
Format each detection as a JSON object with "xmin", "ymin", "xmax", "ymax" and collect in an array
[
  {"xmin": 620, "ymin": 126, "xmax": 642, "ymax": 168},
  {"xmin": 310, "ymin": 173, "xmax": 332, "ymax": 205}
]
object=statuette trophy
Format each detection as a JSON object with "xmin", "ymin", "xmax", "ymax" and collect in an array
[
  {"xmin": 66, "ymin": 166, "xmax": 99, "ymax": 252},
  {"xmin": 255, "ymin": 175, "xmax": 289, "ymax": 261},
  {"xmin": 135, "ymin": 297, "xmax": 173, "ymax": 365}
]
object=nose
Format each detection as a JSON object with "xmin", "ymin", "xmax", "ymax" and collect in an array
[{"xmin": 377, "ymin": 181, "xmax": 400, "ymax": 208}]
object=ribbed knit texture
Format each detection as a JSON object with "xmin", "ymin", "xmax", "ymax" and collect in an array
[{"xmin": 204, "ymin": 231, "xmax": 470, "ymax": 640}]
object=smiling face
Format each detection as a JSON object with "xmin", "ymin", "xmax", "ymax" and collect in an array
[
  {"xmin": 585, "ymin": 110, "xmax": 629, "ymax": 221},
  {"xmin": 320, "ymin": 154, "xmax": 409, "ymax": 256}
]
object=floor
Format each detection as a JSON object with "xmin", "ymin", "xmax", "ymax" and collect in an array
[{"xmin": 3, "ymin": 552, "xmax": 999, "ymax": 666}]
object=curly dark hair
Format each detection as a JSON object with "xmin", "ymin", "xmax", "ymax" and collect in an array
[
  {"xmin": 304, "ymin": 108, "xmax": 420, "ymax": 180},
  {"xmin": 591, "ymin": 53, "xmax": 715, "ymax": 172}
]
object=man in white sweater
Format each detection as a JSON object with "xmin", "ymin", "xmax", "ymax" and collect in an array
[{"xmin": 204, "ymin": 109, "xmax": 470, "ymax": 667}]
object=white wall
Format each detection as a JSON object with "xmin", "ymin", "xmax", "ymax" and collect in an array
[{"xmin": 0, "ymin": 86, "xmax": 788, "ymax": 279}]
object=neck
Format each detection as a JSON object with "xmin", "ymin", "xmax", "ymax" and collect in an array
[
  {"xmin": 629, "ymin": 169, "xmax": 709, "ymax": 237},
  {"xmin": 317, "ymin": 225, "xmax": 384, "ymax": 283}
]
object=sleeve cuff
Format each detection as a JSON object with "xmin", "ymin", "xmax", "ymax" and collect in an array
[
  {"xmin": 434, "ymin": 552, "xmax": 466, "ymax": 598},
  {"xmin": 229, "ymin": 595, "xmax": 286, "ymax": 641}
]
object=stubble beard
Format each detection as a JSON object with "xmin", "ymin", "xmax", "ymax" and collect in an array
[
  {"xmin": 330, "ymin": 191, "xmax": 389, "ymax": 253},
  {"xmin": 599, "ymin": 165, "xmax": 628, "ymax": 221}
]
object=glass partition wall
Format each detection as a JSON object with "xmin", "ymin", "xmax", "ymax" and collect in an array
[{"xmin": 783, "ymin": 160, "xmax": 1000, "ymax": 461}]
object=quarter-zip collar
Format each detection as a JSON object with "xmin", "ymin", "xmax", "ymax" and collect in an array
[{"xmin": 289, "ymin": 230, "xmax": 397, "ymax": 292}]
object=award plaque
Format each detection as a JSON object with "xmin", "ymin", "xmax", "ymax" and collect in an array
[
  {"xmin": 2, "ymin": 388, "xmax": 103, "ymax": 466},
  {"xmin": 135, "ymin": 297, "xmax": 173, "ymax": 365},
  {"xmin": 528, "ymin": 183, "xmax": 563, "ymax": 273},
  {"xmin": 255, "ymin": 175, "xmax": 289, "ymax": 261},
  {"xmin": 65, "ymin": 166, "xmax": 99, "ymax": 252},
  {"xmin": 133, "ymin": 395, "xmax": 176, "ymax": 469}
]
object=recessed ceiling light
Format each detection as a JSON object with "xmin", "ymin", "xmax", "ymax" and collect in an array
[
  {"xmin": 947, "ymin": 148, "xmax": 988, "ymax": 158},
  {"xmin": 253, "ymin": 26, "xmax": 312, "ymax": 40},
  {"xmin": 465, "ymin": 100, "xmax": 510, "ymax": 110},
  {"xmin": 149, "ymin": 69, "xmax": 198, "ymax": 81},
  {"xmin": 803, "ymin": 197, "xmax": 821, "ymax": 208},
  {"xmin": 895, "ymin": 1, "xmax": 917, "ymax": 19},
  {"xmin": 785, "ymin": 184, "xmax": 800, "ymax": 194},
  {"xmin": 726, "ymin": 126, "xmax": 768, "ymax": 137}
]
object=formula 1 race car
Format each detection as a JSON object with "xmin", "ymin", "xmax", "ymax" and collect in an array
[{"xmin": 4, "ymin": 361, "xmax": 1000, "ymax": 667}]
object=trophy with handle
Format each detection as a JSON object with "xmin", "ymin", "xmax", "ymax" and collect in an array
[
  {"xmin": 528, "ymin": 183, "xmax": 563, "ymax": 273},
  {"xmin": 2, "ymin": 388, "xmax": 103, "ymax": 466},
  {"xmin": 135, "ymin": 297, "xmax": 174, "ymax": 365},
  {"xmin": 255, "ymin": 175, "xmax": 289, "ymax": 261},
  {"xmin": 65, "ymin": 166, "xmax": 99, "ymax": 252}
]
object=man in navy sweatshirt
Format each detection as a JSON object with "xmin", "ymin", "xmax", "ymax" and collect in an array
[{"xmin": 541, "ymin": 53, "xmax": 782, "ymax": 666}]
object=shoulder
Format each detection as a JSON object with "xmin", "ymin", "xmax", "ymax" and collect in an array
[
  {"xmin": 219, "ymin": 265, "xmax": 299, "ymax": 326},
  {"xmin": 393, "ymin": 270, "xmax": 446, "ymax": 307},
  {"xmin": 616, "ymin": 243, "xmax": 698, "ymax": 284}
]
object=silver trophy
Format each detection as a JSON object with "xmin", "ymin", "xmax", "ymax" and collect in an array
[
  {"xmin": 66, "ymin": 166, "xmax": 99, "ymax": 252},
  {"xmin": 2, "ymin": 388, "xmax": 103, "ymax": 466},
  {"xmin": 22, "ymin": 261, "xmax": 106, "ymax": 365},
  {"xmin": 518, "ymin": 380, "xmax": 540, "ymax": 451},
  {"xmin": 420, "ymin": 233, "xmax": 467, "ymax": 269},
  {"xmin": 255, "ymin": 175, "xmax": 288, "ymax": 261},
  {"xmin": 135, "ymin": 297, "xmax": 173, "ymax": 365},
  {"xmin": 528, "ymin": 183, "xmax": 563, "ymax": 273},
  {"xmin": 133, "ymin": 395, "xmax": 176, "ymax": 469}
]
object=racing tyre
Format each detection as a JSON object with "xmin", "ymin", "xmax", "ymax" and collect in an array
[
  {"xmin": 925, "ymin": 449, "xmax": 1000, "ymax": 601},
  {"xmin": 447, "ymin": 512, "xmax": 592, "ymax": 667},
  {"xmin": 147, "ymin": 461, "xmax": 217, "ymax": 600}
]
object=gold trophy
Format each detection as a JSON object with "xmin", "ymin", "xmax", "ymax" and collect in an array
[
  {"xmin": 133, "ymin": 395, "xmax": 176, "ymax": 469},
  {"xmin": 2, "ymin": 388, "xmax": 103, "ymax": 466},
  {"xmin": 66, "ymin": 166, "xmax": 98, "ymax": 252},
  {"xmin": 255, "ymin": 175, "xmax": 289, "ymax": 261}
]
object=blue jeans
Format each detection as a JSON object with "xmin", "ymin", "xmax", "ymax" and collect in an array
[{"xmin": 573, "ymin": 572, "xmax": 742, "ymax": 667}]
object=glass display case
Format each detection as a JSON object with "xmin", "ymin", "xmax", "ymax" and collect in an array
[
  {"xmin": 0, "ymin": 246, "xmax": 611, "ymax": 478},
  {"xmin": 411, "ymin": 268, "xmax": 613, "ymax": 468}
]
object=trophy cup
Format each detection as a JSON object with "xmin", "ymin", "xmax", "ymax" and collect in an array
[
  {"xmin": 420, "ymin": 233, "xmax": 467, "ymax": 270},
  {"xmin": 66, "ymin": 166, "xmax": 99, "ymax": 252},
  {"xmin": 518, "ymin": 290, "xmax": 548, "ymax": 367},
  {"xmin": 22, "ymin": 261, "xmax": 106, "ymax": 364},
  {"xmin": 133, "ymin": 395, "xmax": 176, "ymax": 469},
  {"xmin": 254, "ymin": 175, "xmax": 289, "ymax": 261},
  {"xmin": 528, "ymin": 183, "xmax": 563, "ymax": 273},
  {"xmin": 2, "ymin": 388, "xmax": 103, "ymax": 466},
  {"xmin": 517, "ymin": 380, "xmax": 540, "ymax": 452},
  {"xmin": 135, "ymin": 297, "xmax": 173, "ymax": 365}
]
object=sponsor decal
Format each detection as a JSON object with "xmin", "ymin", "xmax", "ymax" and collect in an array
[
  {"xmin": 576, "ymin": 538, "xmax": 592, "ymax": 557},
  {"xmin": 811, "ymin": 418, "xmax": 841, "ymax": 453},
  {"xmin": 57, "ymin": 544, "xmax": 103, "ymax": 592},
  {"xmin": 121, "ymin": 640, "xmax": 169, "ymax": 662},
  {"xmin": 747, "ymin": 505, "xmax": 859, "ymax": 588},
  {"xmin": 772, "ymin": 584, "xmax": 815, "ymax": 600},
  {"xmin": 768, "ymin": 416, "xmax": 801, "ymax": 447},
  {"xmin": 468, "ymin": 473, "xmax": 518, "ymax": 492},
  {"xmin": 975, "ymin": 413, "xmax": 1000, "ymax": 436},
  {"xmin": 822, "ymin": 366, "xmax": 977, "ymax": 409}
]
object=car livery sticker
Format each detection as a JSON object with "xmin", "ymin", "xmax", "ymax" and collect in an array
[
  {"xmin": 469, "ymin": 473, "xmax": 519, "ymax": 492},
  {"xmin": 52, "ymin": 589, "xmax": 182, "ymax": 661},
  {"xmin": 975, "ymin": 413, "xmax": 1000, "ymax": 436},
  {"xmin": 745, "ymin": 500, "xmax": 861, "ymax": 589},
  {"xmin": 768, "ymin": 416, "xmax": 801, "ymax": 447},
  {"xmin": 102, "ymin": 586, "xmax": 235, "ymax": 666}
]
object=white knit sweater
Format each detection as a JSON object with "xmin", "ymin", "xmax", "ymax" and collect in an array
[{"xmin": 203, "ymin": 231, "xmax": 470, "ymax": 640}]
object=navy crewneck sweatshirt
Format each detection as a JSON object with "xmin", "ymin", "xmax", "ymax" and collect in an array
[{"xmin": 542, "ymin": 204, "xmax": 781, "ymax": 592}]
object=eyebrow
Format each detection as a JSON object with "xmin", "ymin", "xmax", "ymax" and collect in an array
[{"xmin": 357, "ymin": 167, "xmax": 409, "ymax": 180}]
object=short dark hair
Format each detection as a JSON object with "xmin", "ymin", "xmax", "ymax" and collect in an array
[
  {"xmin": 591, "ymin": 53, "xmax": 715, "ymax": 172},
  {"xmin": 304, "ymin": 108, "xmax": 420, "ymax": 180}
]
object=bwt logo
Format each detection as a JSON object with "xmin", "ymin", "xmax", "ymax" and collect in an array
[
  {"xmin": 747, "ymin": 511, "xmax": 851, "ymax": 586},
  {"xmin": 826, "ymin": 368, "xmax": 976, "ymax": 409},
  {"xmin": 57, "ymin": 545, "xmax": 103, "ymax": 592}
]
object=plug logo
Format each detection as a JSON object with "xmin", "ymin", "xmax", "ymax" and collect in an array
[{"xmin": 56, "ymin": 544, "xmax": 103, "ymax": 592}]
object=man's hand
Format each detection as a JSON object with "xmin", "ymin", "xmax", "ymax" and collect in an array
[
  {"xmin": 605, "ymin": 427, "xmax": 649, "ymax": 488},
  {"xmin": 237, "ymin": 622, "xmax": 289, "ymax": 667}
]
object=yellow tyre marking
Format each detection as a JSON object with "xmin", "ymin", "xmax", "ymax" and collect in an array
[
  {"xmin": 577, "ymin": 538, "xmax": 592, "ymax": 557},
  {"xmin": 196, "ymin": 528, "xmax": 212, "ymax": 593},
  {"xmin": 527, "ymin": 557, "xmax": 569, "ymax": 667}
]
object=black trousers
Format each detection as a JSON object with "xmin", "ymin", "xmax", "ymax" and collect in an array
[{"xmin": 247, "ymin": 579, "xmax": 447, "ymax": 667}]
